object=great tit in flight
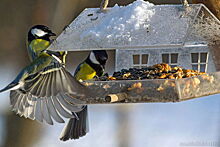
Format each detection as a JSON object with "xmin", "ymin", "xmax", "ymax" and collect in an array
[
  {"xmin": 26, "ymin": 25, "xmax": 88, "ymax": 130},
  {"xmin": 60, "ymin": 50, "xmax": 108, "ymax": 141},
  {"xmin": 0, "ymin": 50, "xmax": 90, "ymax": 125}
]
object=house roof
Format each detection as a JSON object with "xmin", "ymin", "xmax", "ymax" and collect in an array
[{"xmin": 48, "ymin": 0, "xmax": 220, "ymax": 51}]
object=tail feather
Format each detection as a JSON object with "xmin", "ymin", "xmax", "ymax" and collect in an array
[{"xmin": 60, "ymin": 106, "xmax": 88, "ymax": 141}]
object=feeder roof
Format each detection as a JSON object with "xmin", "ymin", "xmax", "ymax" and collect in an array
[{"xmin": 48, "ymin": 0, "xmax": 220, "ymax": 51}]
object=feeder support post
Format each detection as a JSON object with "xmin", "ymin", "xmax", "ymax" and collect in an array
[
  {"xmin": 180, "ymin": 0, "xmax": 189, "ymax": 7},
  {"xmin": 100, "ymin": 0, "xmax": 109, "ymax": 12}
]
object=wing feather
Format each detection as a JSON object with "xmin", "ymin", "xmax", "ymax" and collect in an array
[
  {"xmin": 62, "ymin": 69, "xmax": 95, "ymax": 98},
  {"xmin": 29, "ymin": 75, "xmax": 44, "ymax": 96},
  {"xmin": 52, "ymin": 96, "xmax": 73, "ymax": 118},
  {"xmin": 35, "ymin": 74, "xmax": 47, "ymax": 97},
  {"xmin": 45, "ymin": 73, "xmax": 53, "ymax": 97},
  {"xmin": 26, "ymin": 96, "xmax": 35, "ymax": 120},
  {"xmin": 56, "ymin": 69, "xmax": 65, "ymax": 93},
  {"xmin": 34, "ymin": 99, "xmax": 43, "ymax": 122},
  {"xmin": 22, "ymin": 96, "xmax": 29, "ymax": 117},
  {"xmin": 13, "ymin": 94, "xmax": 23, "ymax": 113},
  {"xmin": 10, "ymin": 91, "xmax": 24, "ymax": 114},
  {"xmin": 63, "ymin": 94, "xmax": 85, "ymax": 105},
  {"xmin": 41, "ymin": 99, "xmax": 53, "ymax": 125},
  {"xmin": 57, "ymin": 94, "xmax": 83, "ymax": 112},
  {"xmin": 47, "ymin": 98, "xmax": 64, "ymax": 123},
  {"xmin": 10, "ymin": 91, "xmax": 19, "ymax": 108},
  {"xmin": 50, "ymin": 71, "xmax": 56, "ymax": 95},
  {"xmin": 18, "ymin": 94, "xmax": 28, "ymax": 115}
]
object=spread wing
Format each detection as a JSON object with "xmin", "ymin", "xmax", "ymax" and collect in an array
[
  {"xmin": 9, "ymin": 65, "xmax": 93, "ymax": 125},
  {"xmin": 10, "ymin": 91, "xmax": 83, "ymax": 125},
  {"xmin": 24, "ymin": 66, "xmax": 90, "ymax": 98}
]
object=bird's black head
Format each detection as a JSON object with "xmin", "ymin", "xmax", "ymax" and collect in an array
[
  {"xmin": 28, "ymin": 25, "xmax": 56, "ymax": 42},
  {"xmin": 86, "ymin": 50, "xmax": 108, "ymax": 77},
  {"xmin": 90, "ymin": 50, "xmax": 108, "ymax": 66}
]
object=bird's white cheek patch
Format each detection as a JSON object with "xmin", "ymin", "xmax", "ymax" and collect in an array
[
  {"xmin": 89, "ymin": 52, "xmax": 100, "ymax": 64},
  {"xmin": 31, "ymin": 28, "xmax": 47, "ymax": 37}
]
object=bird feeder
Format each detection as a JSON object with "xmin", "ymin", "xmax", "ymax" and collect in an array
[{"xmin": 48, "ymin": 1, "xmax": 220, "ymax": 103}]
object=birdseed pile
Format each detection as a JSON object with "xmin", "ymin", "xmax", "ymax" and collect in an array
[
  {"xmin": 95, "ymin": 63, "xmax": 206, "ymax": 81},
  {"xmin": 84, "ymin": 63, "xmax": 216, "ymax": 103}
]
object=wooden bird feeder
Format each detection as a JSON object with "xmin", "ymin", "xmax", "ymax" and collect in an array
[{"xmin": 48, "ymin": 1, "xmax": 220, "ymax": 103}]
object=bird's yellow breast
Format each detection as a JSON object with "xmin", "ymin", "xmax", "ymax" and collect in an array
[
  {"xmin": 75, "ymin": 63, "xmax": 97, "ymax": 81},
  {"xmin": 28, "ymin": 39, "xmax": 50, "ymax": 59}
]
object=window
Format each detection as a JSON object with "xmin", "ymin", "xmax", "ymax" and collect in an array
[
  {"xmin": 132, "ymin": 54, "xmax": 149, "ymax": 68},
  {"xmin": 162, "ymin": 53, "xmax": 178, "ymax": 67},
  {"xmin": 191, "ymin": 52, "xmax": 208, "ymax": 72}
]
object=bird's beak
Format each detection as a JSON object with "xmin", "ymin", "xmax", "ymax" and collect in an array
[{"xmin": 49, "ymin": 32, "xmax": 56, "ymax": 36}]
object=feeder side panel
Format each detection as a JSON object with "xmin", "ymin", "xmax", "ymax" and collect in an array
[{"xmin": 209, "ymin": 44, "xmax": 220, "ymax": 71}]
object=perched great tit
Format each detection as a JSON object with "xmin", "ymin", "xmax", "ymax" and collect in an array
[
  {"xmin": 0, "ymin": 50, "xmax": 90, "ymax": 125},
  {"xmin": 60, "ymin": 50, "xmax": 108, "ymax": 141},
  {"xmin": 27, "ymin": 25, "xmax": 67, "ymax": 64}
]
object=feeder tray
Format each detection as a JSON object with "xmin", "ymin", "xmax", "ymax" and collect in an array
[
  {"xmin": 48, "ymin": 2, "xmax": 220, "ymax": 103},
  {"xmin": 83, "ymin": 71, "xmax": 219, "ymax": 103}
]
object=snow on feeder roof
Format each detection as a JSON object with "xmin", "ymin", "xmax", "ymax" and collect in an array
[{"xmin": 48, "ymin": 0, "xmax": 220, "ymax": 51}]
